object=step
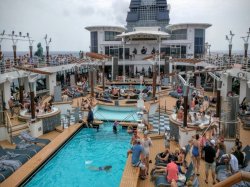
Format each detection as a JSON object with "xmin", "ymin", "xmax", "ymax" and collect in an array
[
  {"xmin": 11, "ymin": 127, "xmax": 30, "ymax": 137},
  {"xmin": 11, "ymin": 123, "xmax": 29, "ymax": 131}
]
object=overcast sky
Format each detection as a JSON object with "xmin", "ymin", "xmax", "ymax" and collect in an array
[{"xmin": 0, "ymin": 0, "xmax": 249, "ymax": 52}]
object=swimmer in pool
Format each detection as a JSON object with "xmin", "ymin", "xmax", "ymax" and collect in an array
[{"xmin": 87, "ymin": 165, "xmax": 112, "ymax": 171}]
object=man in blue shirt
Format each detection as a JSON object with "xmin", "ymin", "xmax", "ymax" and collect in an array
[{"xmin": 127, "ymin": 139, "xmax": 147, "ymax": 179}]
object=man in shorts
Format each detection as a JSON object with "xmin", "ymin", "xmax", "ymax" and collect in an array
[
  {"xmin": 203, "ymin": 139, "xmax": 216, "ymax": 185},
  {"xmin": 127, "ymin": 139, "xmax": 147, "ymax": 179}
]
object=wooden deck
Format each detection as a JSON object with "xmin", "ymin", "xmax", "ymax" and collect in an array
[{"xmin": 0, "ymin": 124, "xmax": 82, "ymax": 187}]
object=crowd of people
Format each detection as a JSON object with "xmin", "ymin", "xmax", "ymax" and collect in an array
[
  {"xmin": 127, "ymin": 130, "xmax": 153, "ymax": 180},
  {"xmin": 189, "ymin": 135, "xmax": 246, "ymax": 185}
]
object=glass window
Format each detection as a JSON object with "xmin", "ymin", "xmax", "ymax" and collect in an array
[
  {"xmin": 194, "ymin": 29, "xmax": 205, "ymax": 57},
  {"xmin": 90, "ymin": 31, "xmax": 98, "ymax": 53},
  {"xmin": 104, "ymin": 31, "xmax": 121, "ymax": 41}
]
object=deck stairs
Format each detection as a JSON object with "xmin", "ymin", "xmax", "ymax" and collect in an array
[{"xmin": 148, "ymin": 110, "xmax": 170, "ymax": 134}]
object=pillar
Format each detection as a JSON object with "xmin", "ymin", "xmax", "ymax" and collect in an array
[
  {"xmin": 3, "ymin": 81, "xmax": 11, "ymax": 109},
  {"xmin": 47, "ymin": 73, "xmax": 57, "ymax": 95},
  {"xmin": 220, "ymin": 74, "xmax": 232, "ymax": 99},
  {"xmin": 239, "ymin": 79, "xmax": 250, "ymax": 103},
  {"xmin": 13, "ymin": 45, "xmax": 17, "ymax": 65},
  {"xmin": 46, "ymin": 46, "xmax": 49, "ymax": 63},
  {"xmin": 23, "ymin": 77, "xmax": 30, "ymax": 93},
  {"xmin": 152, "ymin": 63, "xmax": 156, "ymax": 99},
  {"xmin": 169, "ymin": 62, "xmax": 173, "ymax": 84},
  {"xmin": 29, "ymin": 46, "xmax": 33, "ymax": 58}
]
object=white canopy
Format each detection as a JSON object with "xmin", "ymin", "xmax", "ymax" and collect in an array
[{"xmin": 116, "ymin": 30, "xmax": 169, "ymax": 39}]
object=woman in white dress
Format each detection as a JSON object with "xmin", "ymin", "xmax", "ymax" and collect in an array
[{"xmin": 142, "ymin": 131, "xmax": 152, "ymax": 174}]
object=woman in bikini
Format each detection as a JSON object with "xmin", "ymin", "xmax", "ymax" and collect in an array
[{"xmin": 191, "ymin": 134, "xmax": 201, "ymax": 176}]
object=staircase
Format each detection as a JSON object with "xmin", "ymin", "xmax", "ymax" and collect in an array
[
  {"xmin": 148, "ymin": 111, "xmax": 170, "ymax": 134},
  {"xmin": 11, "ymin": 123, "xmax": 29, "ymax": 137},
  {"xmin": 4, "ymin": 112, "xmax": 29, "ymax": 143}
]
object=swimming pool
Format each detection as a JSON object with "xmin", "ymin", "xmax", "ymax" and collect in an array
[
  {"xmin": 24, "ymin": 123, "xmax": 131, "ymax": 187},
  {"xmin": 94, "ymin": 105, "xmax": 139, "ymax": 122}
]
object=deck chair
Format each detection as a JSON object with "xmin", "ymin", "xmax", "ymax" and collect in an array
[
  {"xmin": 0, "ymin": 145, "xmax": 36, "ymax": 159},
  {"xmin": 243, "ymin": 146, "xmax": 250, "ymax": 164},
  {"xmin": 155, "ymin": 162, "xmax": 194, "ymax": 187},
  {"xmin": 0, "ymin": 146, "xmax": 29, "ymax": 165},
  {"xmin": 20, "ymin": 131, "xmax": 51, "ymax": 145},
  {"xmin": 12, "ymin": 136, "xmax": 43, "ymax": 153},
  {"xmin": 0, "ymin": 165, "xmax": 14, "ymax": 183}
]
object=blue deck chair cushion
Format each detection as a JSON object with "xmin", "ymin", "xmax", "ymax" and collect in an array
[{"xmin": 0, "ymin": 166, "xmax": 14, "ymax": 183}]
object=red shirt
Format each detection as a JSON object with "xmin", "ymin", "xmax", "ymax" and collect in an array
[{"xmin": 166, "ymin": 161, "xmax": 178, "ymax": 182}]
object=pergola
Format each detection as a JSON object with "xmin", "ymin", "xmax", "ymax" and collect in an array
[{"xmin": 116, "ymin": 30, "xmax": 169, "ymax": 81}]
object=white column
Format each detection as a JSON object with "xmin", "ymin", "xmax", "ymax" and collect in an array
[
  {"xmin": 48, "ymin": 73, "xmax": 57, "ymax": 95},
  {"xmin": 3, "ymin": 81, "xmax": 11, "ymax": 109},
  {"xmin": 221, "ymin": 74, "xmax": 232, "ymax": 99},
  {"xmin": 239, "ymin": 79, "xmax": 250, "ymax": 103},
  {"xmin": 23, "ymin": 77, "xmax": 30, "ymax": 93},
  {"xmin": 169, "ymin": 61, "xmax": 173, "ymax": 84}
]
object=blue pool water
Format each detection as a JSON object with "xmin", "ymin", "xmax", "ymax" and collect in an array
[
  {"xmin": 25, "ymin": 123, "xmax": 131, "ymax": 187},
  {"xmin": 94, "ymin": 105, "xmax": 139, "ymax": 122}
]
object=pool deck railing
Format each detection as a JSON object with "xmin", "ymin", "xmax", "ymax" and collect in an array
[{"xmin": 0, "ymin": 123, "xmax": 82, "ymax": 187}]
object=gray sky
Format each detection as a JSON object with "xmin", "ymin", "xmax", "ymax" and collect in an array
[{"xmin": 0, "ymin": 0, "xmax": 249, "ymax": 52}]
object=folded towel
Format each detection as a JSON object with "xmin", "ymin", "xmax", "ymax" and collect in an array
[
  {"xmin": 0, "ymin": 160, "xmax": 21, "ymax": 170},
  {"xmin": 0, "ymin": 163, "xmax": 7, "ymax": 171},
  {"xmin": 16, "ymin": 143, "xmax": 32, "ymax": 149},
  {"xmin": 0, "ymin": 155, "xmax": 9, "ymax": 161},
  {"xmin": 7, "ymin": 151, "xmax": 20, "ymax": 158},
  {"xmin": 20, "ymin": 132, "xmax": 36, "ymax": 141}
]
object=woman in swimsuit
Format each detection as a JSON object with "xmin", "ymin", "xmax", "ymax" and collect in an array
[{"xmin": 192, "ymin": 134, "xmax": 201, "ymax": 176}]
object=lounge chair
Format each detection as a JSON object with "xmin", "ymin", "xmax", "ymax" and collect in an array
[
  {"xmin": 0, "ymin": 146, "xmax": 29, "ymax": 165},
  {"xmin": 20, "ymin": 131, "xmax": 51, "ymax": 145},
  {"xmin": 0, "ymin": 145, "xmax": 35, "ymax": 159},
  {"xmin": 155, "ymin": 162, "xmax": 194, "ymax": 187},
  {"xmin": 12, "ymin": 136, "xmax": 43, "ymax": 153},
  {"xmin": 0, "ymin": 166, "xmax": 14, "ymax": 183}
]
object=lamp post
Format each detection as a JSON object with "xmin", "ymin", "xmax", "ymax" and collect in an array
[
  {"xmin": 44, "ymin": 34, "xmax": 52, "ymax": 63},
  {"xmin": 0, "ymin": 30, "xmax": 4, "ymax": 60},
  {"xmin": 241, "ymin": 28, "xmax": 250, "ymax": 58},
  {"xmin": 29, "ymin": 81, "xmax": 36, "ymax": 122},
  {"xmin": 11, "ymin": 31, "xmax": 19, "ymax": 65},
  {"xmin": 226, "ymin": 31, "xmax": 235, "ymax": 66},
  {"xmin": 27, "ymin": 33, "xmax": 34, "ymax": 59}
]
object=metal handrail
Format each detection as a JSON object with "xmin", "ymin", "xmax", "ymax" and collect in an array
[{"xmin": 4, "ymin": 111, "xmax": 13, "ymax": 144}]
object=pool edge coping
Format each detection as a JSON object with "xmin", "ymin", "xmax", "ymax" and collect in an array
[{"xmin": 0, "ymin": 123, "xmax": 82, "ymax": 187}]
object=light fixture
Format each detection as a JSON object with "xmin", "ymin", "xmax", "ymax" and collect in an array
[
  {"xmin": 27, "ymin": 33, "xmax": 29, "ymax": 37},
  {"xmin": 19, "ymin": 32, "xmax": 22, "ymax": 37},
  {"xmin": 12, "ymin": 31, "xmax": 15, "ymax": 35},
  {"xmin": 44, "ymin": 34, "xmax": 47, "ymax": 40}
]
